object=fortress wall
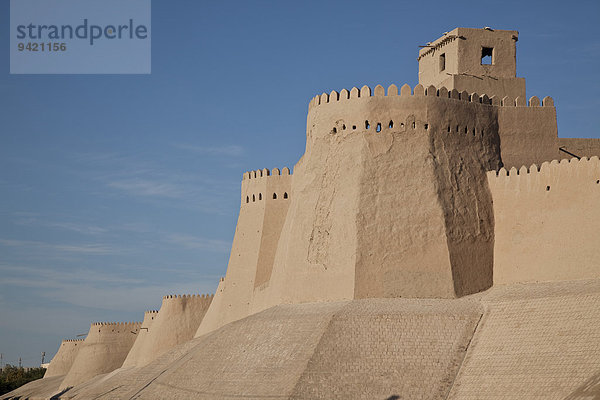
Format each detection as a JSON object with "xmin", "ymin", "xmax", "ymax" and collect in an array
[
  {"xmin": 558, "ymin": 137, "xmax": 600, "ymax": 159},
  {"xmin": 196, "ymin": 170, "xmax": 291, "ymax": 336},
  {"xmin": 44, "ymin": 339, "xmax": 84, "ymax": 378},
  {"xmin": 348, "ymin": 87, "xmax": 454, "ymax": 299},
  {"xmin": 126, "ymin": 294, "xmax": 212, "ymax": 367},
  {"xmin": 488, "ymin": 156, "xmax": 600, "ymax": 284},
  {"xmin": 497, "ymin": 96, "xmax": 558, "ymax": 168},
  {"xmin": 59, "ymin": 321, "xmax": 141, "ymax": 389},
  {"xmin": 254, "ymin": 169, "xmax": 292, "ymax": 287},
  {"xmin": 121, "ymin": 310, "xmax": 158, "ymax": 368},
  {"xmin": 248, "ymin": 128, "xmax": 361, "ymax": 314},
  {"xmin": 426, "ymin": 90, "xmax": 501, "ymax": 297},
  {"xmin": 298, "ymin": 84, "xmax": 499, "ymax": 300}
]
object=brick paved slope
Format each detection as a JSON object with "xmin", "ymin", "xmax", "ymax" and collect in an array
[{"xmin": 448, "ymin": 280, "xmax": 600, "ymax": 400}]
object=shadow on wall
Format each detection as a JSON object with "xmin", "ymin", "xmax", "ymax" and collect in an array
[
  {"xmin": 564, "ymin": 371, "xmax": 600, "ymax": 400},
  {"xmin": 50, "ymin": 387, "xmax": 71, "ymax": 399},
  {"xmin": 385, "ymin": 396, "xmax": 401, "ymax": 400}
]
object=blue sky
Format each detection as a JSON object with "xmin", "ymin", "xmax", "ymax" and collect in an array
[{"xmin": 1, "ymin": 0, "xmax": 598, "ymax": 366}]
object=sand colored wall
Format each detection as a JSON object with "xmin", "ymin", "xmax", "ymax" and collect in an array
[
  {"xmin": 497, "ymin": 95, "xmax": 559, "ymax": 168},
  {"xmin": 124, "ymin": 294, "xmax": 212, "ymax": 368},
  {"xmin": 489, "ymin": 156, "xmax": 600, "ymax": 284},
  {"xmin": 257, "ymin": 83, "xmax": 500, "ymax": 311},
  {"xmin": 59, "ymin": 321, "xmax": 141, "ymax": 389},
  {"xmin": 196, "ymin": 169, "xmax": 291, "ymax": 336},
  {"xmin": 121, "ymin": 310, "xmax": 158, "ymax": 368},
  {"xmin": 558, "ymin": 137, "xmax": 600, "ymax": 159},
  {"xmin": 44, "ymin": 339, "xmax": 84, "ymax": 378}
]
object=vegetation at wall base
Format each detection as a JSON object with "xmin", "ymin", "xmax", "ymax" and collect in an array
[{"xmin": 0, "ymin": 365, "xmax": 46, "ymax": 395}]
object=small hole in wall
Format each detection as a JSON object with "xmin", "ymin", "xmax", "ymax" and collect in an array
[
  {"xmin": 273, "ymin": 193, "xmax": 277, "ymax": 199},
  {"xmin": 412, "ymin": 122, "xmax": 415, "ymax": 129},
  {"xmin": 332, "ymin": 127, "xmax": 337, "ymax": 134},
  {"xmin": 389, "ymin": 120, "xmax": 394, "ymax": 129},
  {"xmin": 352, "ymin": 125, "xmax": 356, "ymax": 130},
  {"xmin": 481, "ymin": 129, "xmax": 484, "ymax": 137},
  {"xmin": 365, "ymin": 121, "xmax": 370, "ymax": 129},
  {"xmin": 424, "ymin": 124, "xmax": 429, "ymax": 130},
  {"xmin": 283, "ymin": 192, "xmax": 288, "ymax": 199},
  {"xmin": 253, "ymin": 194, "xmax": 256, "ymax": 202},
  {"xmin": 400, "ymin": 123, "xmax": 405, "ymax": 128},
  {"xmin": 376, "ymin": 123, "xmax": 382, "ymax": 133},
  {"xmin": 447, "ymin": 126, "xmax": 451, "ymax": 133},
  {"xmin": 596, "ymin": 180, "xmax": 599, "ymax": 184},
  {"xmin": 342, "ymin": 124, "xmax": 346, "ymax": 130},
  {"xmin": 456, "ymin": 125, "xmax": 459, "ymax": 132},
  {"xmin": 465, "ymin": 127, "xmax": 468, "ymax": 134},
  {"xmin": 546, "ymin": 186, "xmax": 550, "ymax": 191},
  {"xmin": 246, "ymin": 196, "xmax": 249, "ymax": 203},
  {"xmin": 259, "ymin": 193, "xmax": 262, "ymax": 200},
  {"xmin": 473, "ymin": 128, "xmax": 476, "ymax": 136}
]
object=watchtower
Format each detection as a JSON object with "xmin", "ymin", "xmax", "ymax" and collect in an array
[{"xmin": 418, "ymin": 27, "xmax": 526, "ymax": 99}]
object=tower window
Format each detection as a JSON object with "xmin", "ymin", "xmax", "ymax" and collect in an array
[
  {"xmin": 481, "ymin": 47, "xmax": 493, "ymax": 65},
  {"xmin": 439, "ymin": 53, "xmax": 446, "ymax": 72}
]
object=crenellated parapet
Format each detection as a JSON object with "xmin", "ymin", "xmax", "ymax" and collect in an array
[
  {"xmin": 241, "ymin": 167, "xmax": 292, "ymax": 206},
  {"xmin": 61, "ymin": 339, "xmax": 85, "ymax": 343},
  {"xmin": 162, "ymin": 293, "xmax": 213, "ymax": 300},
  {"xmin": 308, "ymin": 83, "xmax": 553, "ymax": 110},
  {"xmin": 488, "ymin": 156, "xmax": 600, "ymax": 192},
  {"xmin": 243, "ymin": 166, "xmax": 291, "ymax": 180},
  {"xmin": 91, "ymin": 321, "xmax": 142, "ymax": 327}
]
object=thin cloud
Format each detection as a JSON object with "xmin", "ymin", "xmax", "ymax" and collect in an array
[
  {"xmin": 0, "ymin": 238, "xmax": 117, "ymax": 255},
  {"xmin": 14, "ymin": 217, "xmax": 108, "ymax": 235},
  {"xmin": 107, "ymin": 179, "xmax": 186, "ymax": 198},
  {"xmin": 166, "ymin": 233, "xmax": 231, "ymax": 253},
  {"xmin": 173, "ymin": 143, "xmax": 244, "ymax": 157}
]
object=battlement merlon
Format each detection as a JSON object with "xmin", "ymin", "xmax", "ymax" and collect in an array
[{"xmin": 418, "ymin": 27, "xmax": 525, "ymax": 100}]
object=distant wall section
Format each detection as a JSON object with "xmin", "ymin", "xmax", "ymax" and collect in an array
[
  {"xmin": 59, "ymin": 321, "xmax": 141, "ymax": 389},
  {"xmin": 44, "ymin": 339, "xmax": 84, "ymax": 378},
  {"xmin": 121, "ymin": 310, "xmax": 158, "ymax": 368},
  {"xmin": 126, "ymin": 294, "xmax": 212, "ymax": 367}
]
